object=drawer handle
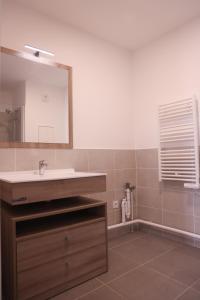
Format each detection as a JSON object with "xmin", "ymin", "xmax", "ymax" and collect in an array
[
  {"xmin": 65, "ymin": 236, "xmax": 68, "ymax": 241},
  {"xmin": 13, "ymin": 197, "xmax": 27, "ymax": 203}
]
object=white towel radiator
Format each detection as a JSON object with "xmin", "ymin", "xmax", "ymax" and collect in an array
[{"xmin": 158, "ymin": 97, "xmax": 199, "ymax": 189}]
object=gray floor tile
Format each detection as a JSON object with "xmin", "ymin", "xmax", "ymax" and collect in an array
[
  {"xmin": 147, "ymin": 245, "xmax": 200, "ymax": 286},
  {"xmin": 78, "ymin": 286, "xmax": 126, "ymax": 300},
  {"xmin": 176, "ymin": 288, "xmax": 200, "ymax": 300},
  {"xmin": 191, "ymin": 278, "xmax": 200, "ymax": 293},
  {"xmin": 109, "ymin": 266, "xmax": 185, "ymax": 300},
  {"xmin": 113, "ymin": 234, "xmax": 179, "ymax": 264},
  {"xmin": 51, "ymin": 232, "xmax": 200, "ymax": 300},
  {"xmin": 98, "ymin": 249, "xmax": 139, "ymax": 283},
  {"xmin": 52, "ymin": 278, "xmax": 102, "ymax": 300},
  {"xmin": 108, "ymin": 231, "xmax": 147, "ymax": 249}
]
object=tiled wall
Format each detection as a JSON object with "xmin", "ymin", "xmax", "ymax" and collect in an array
[
  {"xmin": 0, "ymin": 148, "xmax": 137, "ymax": 226},
  {"xmin": 2, "ymin": 147, "xmax": 199, "ymax": 232},
  {"xmin": 136, "ymin": 148, "xmax": 200, "ymax": 236}
]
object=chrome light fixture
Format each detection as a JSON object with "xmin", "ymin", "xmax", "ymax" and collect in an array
[{"xmin": 24, "ymin": 45, "xmax": 55, "ymax": 57}]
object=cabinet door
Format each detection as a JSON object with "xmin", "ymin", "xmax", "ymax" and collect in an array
[{"xmin": 18, "ymin": 258, "xmax": 69, "ymax": 300}]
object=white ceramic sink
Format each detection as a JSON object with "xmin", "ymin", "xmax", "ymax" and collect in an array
[{"xmin": 0, "ymin": 169, "xmax": 106, "ymax": 183}]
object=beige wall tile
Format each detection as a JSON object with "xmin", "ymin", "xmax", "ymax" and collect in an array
[
  {"xmin": 107, "ymin": 211, "xmax": 115, "ymax": 226},
  {"xmin": 195, "ymin": 239, "xmax": 200, "ymax": 248},
  {"xmin": 85, "ymin": 191, "xmax": 115, "ymax": 225},
  {"xmin": 91, "ymin": 169, "xmax": 114, "ymax": 192},
  {"xmin": 163, "ymin": 211, "xmax": 194, "ymax": 232},
  {"xmin": 55, "ymin": 149, "xmax": 88, "ymax": 171},
  {"xmin": 114, "ymin": 169, "xmax": 136, "ymax": 191},
  {"xmin": 136, "ymin": 149, "xmax": 158, "ymax": 169},
  {"xmin": 91, "ymin": 191, "xmax": 114, "ymax": 210},
  {"xmin": 113, "ymin": 208, "xmax": 121, "ymax": 224},
  {"xmin": 194, "ymin": 192, "xmax": 200, "ymax": 217},
  {"xmin": 106, "ymin": 169, "xmax": 115, "ymax": 191},
  {"xmin": 138, "ymin": 206, "xmax": 162, "ymax": 223},
  {"xmin": 114, "ymin": 190, "xmax": 124, "ymax": 203},
  {"xmin": 0, "ymin": 149, "xmax": 15, "ymax": 171},
  {"xmin": 137, "ymin": 187, "xmax": 161, "ymax": 209},
  {"xmin": 160, "ymin": 181, "xmax": 186, "ymax": 192},
  {"xmin": 195, "ymin": 217, "xmax": 200, "ymax": 235},
  {"xmin": 16, "ymin": 149, "xmax": 55, "ymax": 171},
  {"xmin": 114, "ymin": 150, "xmax": 136, "ymax": 169},
  {"xmin": 137, "ymin": 169, "xmax": 159, "ymax": 188},
  {"xmin": 162, "ymin": 190, "xmax": 193, "ymax": 215},
  {"xmin": 88, "ymin": 150, "xmax": 114, "ymax": 171}
]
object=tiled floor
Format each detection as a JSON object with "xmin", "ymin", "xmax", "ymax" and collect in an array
[{"xmin": 52, "ymin": 231, "xmax": 200, "ymax": 300}]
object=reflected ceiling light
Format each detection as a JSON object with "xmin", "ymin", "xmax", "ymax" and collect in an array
[{"xmin": 24, "ymin": 45, "xmax": 55, "ymax": 57}]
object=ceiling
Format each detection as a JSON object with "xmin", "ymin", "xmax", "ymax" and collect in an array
[{"xmin": 12, "ymin": 0, "xmax": 200, "ymax": 50}]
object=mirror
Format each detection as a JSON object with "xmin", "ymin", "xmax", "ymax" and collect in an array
[{"xmin": 0, "ymin": 47, "xmax": 73, "ymax": 148}]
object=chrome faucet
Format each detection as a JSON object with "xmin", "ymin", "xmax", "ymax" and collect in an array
[{"xmin": 39, "ymin": 160, "xmax": 48, "ymax": 175}]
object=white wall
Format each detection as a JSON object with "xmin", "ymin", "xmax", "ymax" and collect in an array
[
  {"xmin": 1, "ymin": 0, "xmax": 134, "ymax": 149},
  {"xmin": 13, "ymin": 81, "xmax": 26, "ymax": 109},
  {"xmin": 132, "ymin": 18, "xmax": 200, "ymax": 149},
  {"xmin": 3, "ymin": 1, "xmax": 200, "ymax": 151},
  {"xmin": 25, "ymin": 80, "xmax": 67, "ymax": 143}
]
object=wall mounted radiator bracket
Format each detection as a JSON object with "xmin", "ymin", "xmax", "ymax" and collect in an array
[{"xmin": 158, "ymin": 96, "xmax": 199, "ymax": 189}]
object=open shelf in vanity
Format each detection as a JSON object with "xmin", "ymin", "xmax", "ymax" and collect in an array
[{"xmin": 2, "ymin": 196, "xmax": 108, "ymax": 300}]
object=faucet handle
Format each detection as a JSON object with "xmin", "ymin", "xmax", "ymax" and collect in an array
[{"xmin": 39, "ymin": 160, "xmax": 48, "ymax": 166}]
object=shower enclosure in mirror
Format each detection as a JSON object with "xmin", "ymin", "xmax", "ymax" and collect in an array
[{"xmin": 0, "ymin": 47, "xmax": 73, "ymax": 148}]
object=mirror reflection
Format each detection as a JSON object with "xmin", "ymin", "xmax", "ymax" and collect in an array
[{"xmin": 0, "ymin": 49, "xmax": 70, "ymax": 144}]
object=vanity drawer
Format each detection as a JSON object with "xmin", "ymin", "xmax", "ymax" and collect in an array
[
  {"xmin": 18, "ymin": 258, "xmax": 69, "ymax": 300},
  {"xmin": 17, "ymin": 230, "xmax": 69, "ymax": 272},
  {"xmin": 67, "ymin": 243, "xmax": 107, "ymax": 283},
  {"xmin": 18, "ymin": 244, "xmax": 107, "ymax": 300},
  {"xmin": 66, "ymin": 219, "xmax": 106, "ymax": 255},
  {"xmin": 17, "ymin": 220, "xmax": 106, "ymax": 272}
]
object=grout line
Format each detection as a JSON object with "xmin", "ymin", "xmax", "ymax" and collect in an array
[
  {"xmin": 174, "ymin": 277, "xmax": 200, "ymax": 300},
  {"xmin": 103, "ymin": 246, "xmax": 178, "ymax": 285},
  {"xmin": 146, "ymin": 265, "xmax": 188, "ymax": 288},
  {"xmin": 190, "ymin": 278, "xmax": 200, "ymax": 293},
  {"xmin": 138, "ymin": 204, "xmax": 194, "ymax": 218},
  {"xmin": 193, "ymin": 191, "xmax": 196, "ymax": 238},
  {"xmin": 108, "ymin": 234, "xmax": 147, "ymax": 250},
  {"xmin": 138, "ymin": 204, "xmax": 162, "ymax": 210},
  {"xmin": 53, "ymin": 232, "xmax": 200, "ymax": 300},
  {"xmin": 161, "ymin": 188, "xmax": 164, "ymax": 227},
  {"xmin": 75, "ymin": 284, "xmax": 107, "ymax": 300},
  {"xmin": 136, "ymin": 165, "xmax": 138, "ymax": 219},
  {"xmin": 102, "ymin": 282, "xmax": 126, "ymax": 299},
  {"xmin": 136, "ymin": 167, "xmax": 158, "ymax": 170},
  {"xmin": 76, "ymin": 283, "xmax": 125, "ymax": 300}
]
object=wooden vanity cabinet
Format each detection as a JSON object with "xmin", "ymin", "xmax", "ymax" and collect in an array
[{"xmin": 2, "ymin": 197, "xmax": 108, "ymax": 300}]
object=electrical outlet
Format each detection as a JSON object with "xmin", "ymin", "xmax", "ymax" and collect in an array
[{"xmin": 113, "ymin": 200, "xmax": 119, "ymax": 209}]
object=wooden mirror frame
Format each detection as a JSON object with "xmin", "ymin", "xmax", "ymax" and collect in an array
[{"xmin": 0, "ymin": 47, "xmax": 73, "ymax": 149}]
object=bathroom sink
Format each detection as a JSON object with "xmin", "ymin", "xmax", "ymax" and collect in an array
[{"xmin": 0, "ymin": 168, "xmax": 106, "ymax": 183}]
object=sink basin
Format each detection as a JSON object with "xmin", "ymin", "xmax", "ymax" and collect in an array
[{"xmin": 0, "ymin": 169, "xmax": 106, "ymax": 183}]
